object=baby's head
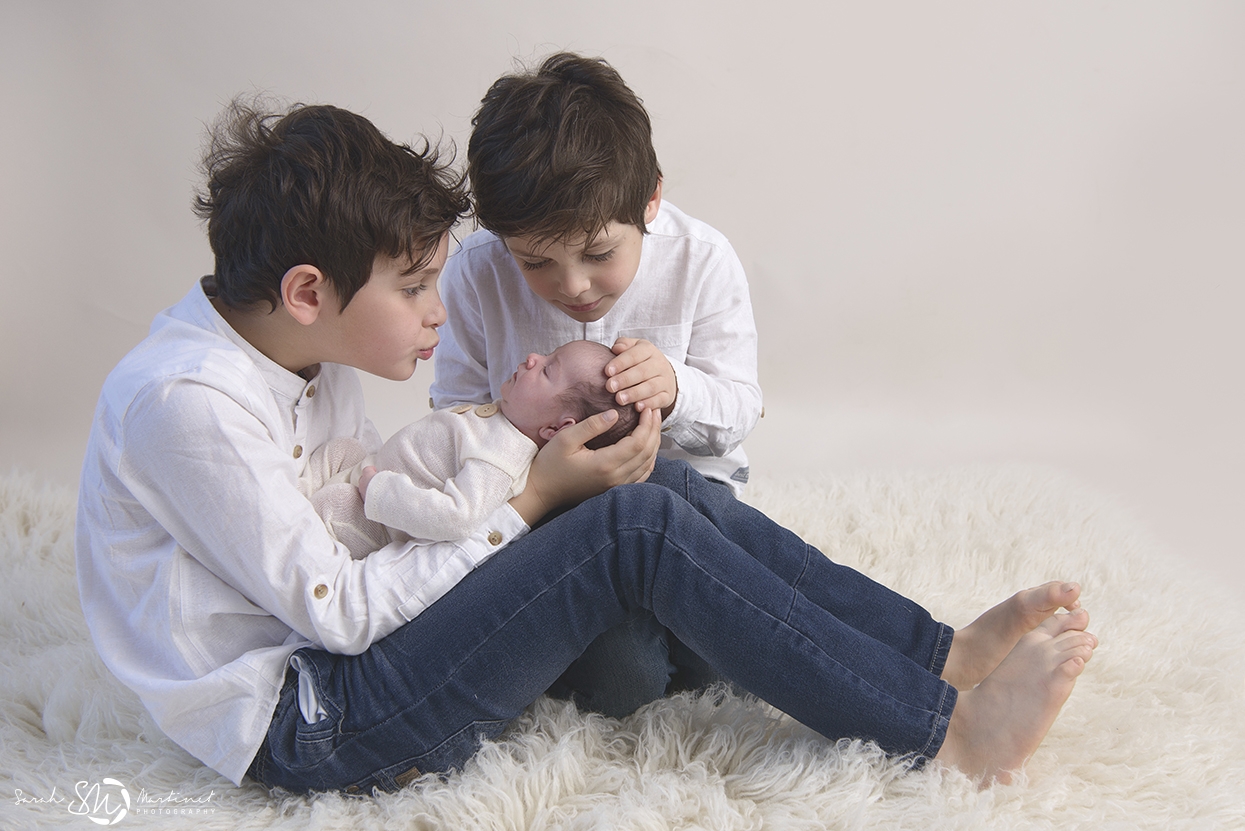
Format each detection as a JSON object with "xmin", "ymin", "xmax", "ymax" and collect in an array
[{"xmin": 499, "ymin": 340, "xmax": 640, "ymax": 449}]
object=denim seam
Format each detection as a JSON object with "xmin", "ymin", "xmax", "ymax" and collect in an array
[
  {"xmin": 782, "ymin": 544, "xmax": 813, "ymax": 624},
  {"xmin": 927, "ymin": 622, "xmax": 952, "ymax": 675},
  {"xmin": 915, "ymin": 680, "xmax": 955, "ymax": 760}
]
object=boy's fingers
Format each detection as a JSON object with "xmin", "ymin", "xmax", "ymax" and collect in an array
[
  {"xmin": 556, "ymin": 408, "xmax": 620, "ymax": 446},
  {"xmin": 626, "ymin": 408, "xmax": 661, "ymax": 454},
  {"xmin": 611, "ymin": 336, "xmax": 640, "ymax": 354},
  {"xmin": 605, "ymin": 346, "xmax": 644, "ymax": 377},
  {"xmin": 608, "ymin": 359, "xmax": 671, "ymax": 393}
]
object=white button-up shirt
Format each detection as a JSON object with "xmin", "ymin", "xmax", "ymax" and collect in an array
[
  {"xmin": 75, "ymin": 281, "xmax": 527, "ymax": 785},
  {"xmin": 430, "ymin": 201, "xmax": 762, "ymax": 492}
]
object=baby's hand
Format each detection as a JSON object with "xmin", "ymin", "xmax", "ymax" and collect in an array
[
  {"xmin": 357, "ymin": 466, "xmax": 378, "ymax": 501},
  {"xmin": 606, "ymin": 337, "xmax": 677, "ymax": 418}
]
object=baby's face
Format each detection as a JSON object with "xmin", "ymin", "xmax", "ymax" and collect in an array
[{"xmin": 499, "ymin": 341, "xmax": 610, "ymax": 444}]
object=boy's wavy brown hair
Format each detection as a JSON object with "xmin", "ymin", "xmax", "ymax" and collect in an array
[
  {"xmin": 195, "ymin": 96, "xmax": 468, "ymax": 311},
  {"xmin": 467, "ymin": 52, "xmax": 661, "ymax": 244}
]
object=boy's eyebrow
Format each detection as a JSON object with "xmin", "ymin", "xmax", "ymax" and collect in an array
[
  {"xmin": 401, "ymin": 261, "xmax": 441, "ymax": 278},
  {"xmin": 504, "ymin": 241, "xmax": 545, "ymax": 259},
  {"xmin": 583, "ymin": 230, "xmax": 618, "ymax": 251}
]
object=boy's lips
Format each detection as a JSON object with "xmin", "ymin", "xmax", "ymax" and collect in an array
[{"xmin": 562, "ymin": 299, "xmax": 602, "ymax": 313}]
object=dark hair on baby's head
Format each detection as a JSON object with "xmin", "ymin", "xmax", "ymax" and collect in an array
[
  {"xmin": 194, "ymin": 95, "xmax": 469, "ymax": 311},
  {"xmin": 553, "ymin": 340, "xmax": 641, "ymax": 449},
  {"xmin": 468, "ymin": 52, "xmax": 661, "ymax": 244},
  {"xmin": 556, "ymin": 379, "xmax": 641, "ymax": 450}
]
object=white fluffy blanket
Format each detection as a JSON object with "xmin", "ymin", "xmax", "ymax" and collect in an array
[{"xmin": 3, "ymin": 467, "xmax": 1243, "ymax": 830}]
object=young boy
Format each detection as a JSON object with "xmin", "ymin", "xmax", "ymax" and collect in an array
[
  {"xmin": 430, "ymin": 52, "xmax": 762, "ymax": 494},
  {"xmin": 74, "ymin": 98, "xmax": 657, "ymax": 787},
  {"xmin": 307, "ymin": 340, "xmax": 639, "ymax": 558},
  {"xmin": 75, "ymin": 96, "xmax": 1095, "ymax": 795}
]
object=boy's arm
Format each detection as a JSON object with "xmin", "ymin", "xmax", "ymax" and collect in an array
[
  {"xmin": 509, "ymin": 408, "xmax": 661, "ymax": 526},
  {"xmin": 120, "ymin": 379, "xmax": 522, "ymax": 655},
  {"xmin": 610, "ymin": 246, "xmax": 762, "ymax": 458}
]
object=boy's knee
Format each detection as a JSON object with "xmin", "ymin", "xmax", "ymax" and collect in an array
[{"xmin": 608, "ymin": 480, "xmax": 682, "ymax": 514}]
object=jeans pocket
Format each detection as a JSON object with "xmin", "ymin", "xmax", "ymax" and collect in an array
[{"xmin": 279, "ymin": 653, "xmax": 346, "ymax": 771}]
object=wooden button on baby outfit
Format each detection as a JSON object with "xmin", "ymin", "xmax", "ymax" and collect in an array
[
  {"xmin": 451, "ymin": 404, "xmax": 472, "ymax": 414},
  {"xmin": 487, "ymin": 531, "xmax": 503, "ymax": 546},
  {"xmin": 292, "ymin": 445, "xmax": 303, "ymax": 459},
  {"xmin": 305, "ymin": 385, "xmax": 316, "ymax": 398},
  {"xmin": 475, "ymin": 403, "xmax": 499, "ymax": 418},
  {"xmin": 313, "ymin": 584, "xmax": 328, "ymax": 599}
]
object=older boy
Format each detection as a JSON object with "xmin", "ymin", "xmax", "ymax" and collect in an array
[
  {"xmin": 75, "ymin": 98, "xmax": 657, "ymax": 787},
  {"xmin": 431, "ymin": 52, "xmax": 762, "ymax": 494},
  {"xmin": 431, "ymin": 52, "xmax": 766, "ymax": 716}
]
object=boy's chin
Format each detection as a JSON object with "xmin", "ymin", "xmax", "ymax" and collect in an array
[{"xmin": 369, "ymin": 363, "xmax": 418, "ymax": 382}]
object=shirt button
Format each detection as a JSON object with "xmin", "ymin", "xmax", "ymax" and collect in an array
[
  {"xmin": 475, "ymin": 403, "xmax": 499, "ymax": 418},
  {"xmin": 452, "ymin": 404, "xmax": 472, "ymax": 414},
  {"xmin": 428, "ymin": 397, "xmax": 434, "ymax": 409},
  {"xmin": 487, "ymin": 531, "xmax": 503, "ymax": 546},
  {"xmin": 292, "ymin": 445, "xmax": 303, "ymax": 459},
  {"xmin": 313, "ymin": 584, "xmax": 328, "ymax": 599},
  {"xmin": 306, "ymin": 385, "xmax": 316, "ymax": 398}
]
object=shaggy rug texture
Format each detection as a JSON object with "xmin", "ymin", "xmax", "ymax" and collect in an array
[{"xmin": 2, "ymin": 466, "xmax": 1243, "ymax": 830}]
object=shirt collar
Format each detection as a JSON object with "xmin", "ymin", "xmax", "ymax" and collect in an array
[{"xmin": 189, "ymin": 277, "xmax": 317, "ymax": 401}]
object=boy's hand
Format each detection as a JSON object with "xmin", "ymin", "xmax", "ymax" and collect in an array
[
  {"xmin": 358, "ymin": 466, "xmax": 378, "ymax": 501},
  {"xmin": 509, "ymin": 408, "xmax": 661, "ymax": 526},
  {"xmin": 607, "ymin": 337, "xmax": 677, "ymax": 418}
]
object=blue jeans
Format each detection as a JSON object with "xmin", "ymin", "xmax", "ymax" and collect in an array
[
  {"xmin": 247, "ymin": 459, "xmax": 956, "ymax": 793},
  {"xmin": 544, "ymin": 474, "xmax": 734, "ymax": 718}
]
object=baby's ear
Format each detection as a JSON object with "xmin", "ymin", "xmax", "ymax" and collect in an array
[{"xmin": 538, "ymin": 416, "xmax": 579, "ymax": 442}]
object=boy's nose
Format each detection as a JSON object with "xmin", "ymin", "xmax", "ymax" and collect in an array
[
  {"xmin": 427, "ymin": 286, "xmax": 448, "ymax": 327},
  {"xmin": 559, "ymin": 269, "xmax": 591, "ymax": 298},
  {"xmin": 429, "ymin": 300, "xmax": 447, "ymax": 328}
]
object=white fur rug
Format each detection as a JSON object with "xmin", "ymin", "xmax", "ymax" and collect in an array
[{"xmin": 3, "ymin": 466, "xmax": 1243, "ymax": 830}]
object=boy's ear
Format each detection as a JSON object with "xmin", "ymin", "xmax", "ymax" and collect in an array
[
  {"xmin": 644, "ymin": 178, "xmax": 663, "ymax": 225},
  {"xmin": 280, "ymin": 265, "xmax": 332, "ymax": 326},
  {"xmin": 538, "ymin": 416, "xmax": 580, "ymax": 442}
]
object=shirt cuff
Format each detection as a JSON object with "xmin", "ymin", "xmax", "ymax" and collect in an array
[
  {"xmin": 663, "ymin": 359, "xmax": 695, "ymax": 433},
  {"xmin": 460, "ymin": 503, "xmax": 530, "ymax": 566}
]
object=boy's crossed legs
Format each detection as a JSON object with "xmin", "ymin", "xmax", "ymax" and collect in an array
[{"xmin": 582, "ymin": 459, "xmax": 1097, "ymax": 784}]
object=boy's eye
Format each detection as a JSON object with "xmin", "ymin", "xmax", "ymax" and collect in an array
[
  {"xmin": 519, "ymin": 259, "xmax": 549, "ymax": 271},
  {"xmin": 585, "ymin": 250, "xmax": 614, "ymax": 264},
  {"xmin": 403, "ymin": 284, "xmax": 427, "ymax": 297}
]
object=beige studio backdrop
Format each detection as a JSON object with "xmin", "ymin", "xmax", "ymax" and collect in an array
[{"xmin": 2, "ymin": 2, "xmax": 1242, "ymax": 595}]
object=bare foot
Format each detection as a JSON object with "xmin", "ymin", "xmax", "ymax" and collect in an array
[
  {"xmin": 942, "ymin": 582, "xmax": 1084, "ymax": 691},
  {"xmin": 935, "ymin": 613, "xmax": 1097, "ymax": 785}
]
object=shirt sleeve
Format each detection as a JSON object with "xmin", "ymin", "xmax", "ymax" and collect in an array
[
  {"xmin": 430, "ymin": 249, "xmax": 494, "ymax": 408},
  {"xmin": 657, "ymin": 243, "xmax": 763, "ymax": 457},
  {"xmin": 118, "ymin": 378, "xmax": 526, "ymax": 656},
  {"xmin": 364, "ymin": 459, "xmax": 520, "ymax": 543}
]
